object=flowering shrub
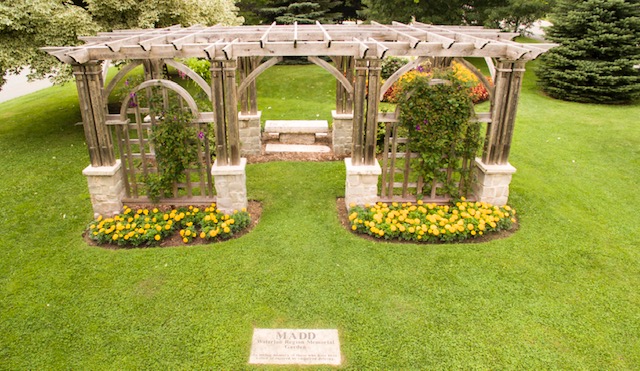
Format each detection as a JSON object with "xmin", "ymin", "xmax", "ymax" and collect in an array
[
  {"xmin": 87, "ymin": 204, "xmax": 251, "ymax": 247},
  {"xmin": 348, "ymin": 199, "xmax": 516, "ymax": 243},
  {"xmin": 382, "ymin": 61, "xmax": 492, "ymax": 104}
]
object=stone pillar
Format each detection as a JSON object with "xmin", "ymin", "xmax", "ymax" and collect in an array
[
  {"xmin": 332, "ymin": 110, "xmax": 353, "ymax": 157},
  {"xmin": 473, "ymin": 158, "xmax": 516, "ymax": 206},
  {"xmin": 82, "ymin": 160, "xmax": 126, "ymax": 217},
  {"xmin": 239, "ymin": 111, "xmax": 262, "ymax": 156},
  {"xmin": 211, "ymin": 158, "xmax": 248, "ymax": 213},
  {"xmin": 344, "ymin": 158, "xmax": 381, "ymax": 209}
]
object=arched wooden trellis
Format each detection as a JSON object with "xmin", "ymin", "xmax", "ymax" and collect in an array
[{"xmin": 45, "ymin": 22, "xmax": 554, "ymax": 215}]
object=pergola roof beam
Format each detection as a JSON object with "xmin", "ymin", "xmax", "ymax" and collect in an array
[
  {"xmin": 367, "ymin": 38, "xmax": 389, "ymax": 58},
  {"xmin": 203, "ymin": 39, "xmax": 226, "ymax": 60},
  {"xmin": 104, "ymin": 26, "xmax": 180, "ymax": 52},
  {"xmin": 171, "ymin": 25, "xmax": 220, "ymax": 50},
  {"xmin": 44, "ymin": 22, "xmax": 553, "ymax": 63},
  {"xmin": 391, "ymin": 21, "xmax": 455, "ymax": 49},
  {"xmin": 259, "ymin": 22, "xmax": 276, "ymax": 48},
  {"xmin": 371, "ymin": 21, "xmax": 420, "ymax": 48},
  {"xmin": 414, "ymin": 22, "xmax": 491, "ymax": 49},
  {"xmin": 353, "ymin": 38, "xmax": 369, "ymax": 58},
  {"xmin": 316, "ymin": 21, "xmax": 332, "ymax": 47}
]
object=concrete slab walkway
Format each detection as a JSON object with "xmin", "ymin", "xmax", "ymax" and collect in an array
[{"xmin": 0, "ymin": 68, "xmax": 53, "ymax": 103}]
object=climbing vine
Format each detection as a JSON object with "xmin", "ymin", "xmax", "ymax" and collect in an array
[
  {"xmin": 397, "ymin": 67, "xmax": 481, "ymax": 198},
  {"xmin": 145, "ymin": 108, "xmax": 201, "ymax": 202}
]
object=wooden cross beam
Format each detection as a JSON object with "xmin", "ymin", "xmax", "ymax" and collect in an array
[
  {"xmin": 259, "ymin": 22, "xmax": 276, "ymax": 48},
  {"xmin": 316, "ymin": 21, "xmax": 332, "ymax": 47},
  {"xmin": 391, "ymin": 21, "xmax": 455, "ymax": 49},
  {"xmin": 371, "ymin": 21, "xmax": 420, "ymax": 48}
]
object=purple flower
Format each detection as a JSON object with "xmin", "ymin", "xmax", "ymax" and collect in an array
[
  {"xmin": 423, "ymin": 119, "xmax": 429, "ymax": 125},
  {"xmin": 417, "ymin": 65, "xmax": 424, "ymax": 73},
  {"xmin": 415, "ymin": 124, "xmax": 421, "ymax": 131},
  {"xmin": 124, "ymin": 79, "xmax": 129, "ymax": 87},
  {"xmin": 198, "ymin": 131, "xmax": 204, "ymax": 140}
]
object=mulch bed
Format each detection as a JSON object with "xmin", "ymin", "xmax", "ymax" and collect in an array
[
  {"xmin": 84, "ymin": 200, "xmax": 263, "ymax": 249},
  {"xmin": 335, "ymin": 198, "xmax": 519, "ymax": 244}
]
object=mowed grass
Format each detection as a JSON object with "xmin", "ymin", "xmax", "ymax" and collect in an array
[{"xmin": 0, "ymin": 62, "xmax": 639, "ymax": 369}]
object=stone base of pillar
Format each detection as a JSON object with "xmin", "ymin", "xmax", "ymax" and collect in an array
[
  {"xmin": 473, "ymin": 158, "xmax": 516, "ymax": 206},
  {"xmin": 239, "ymin": 111, "xmax": 262, "ymax": 156},
  {"xmin": 332, "ymin": 110, "xmax": 353, "ymax": 156},
  {"xmin": 211, "ymin": 158, "xmax": 248, "ymax": 213},
  {"xmin": 82, "ymin": 160, "xmax": 126, "ymax": 218},
  {"xmin": 344, "ymin": 158, "xmax": 381, "ymax": 210}
]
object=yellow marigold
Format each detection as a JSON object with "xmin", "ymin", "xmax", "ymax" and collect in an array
[
  {"xmin": 200, "ymin": 232, "xmax": 206, "ymax": 239},
  {"xmin": 154, "ymin": 234, "xmax": 161, "ymax": 241},
  {"xmin": 209, "ymin": 230, "xmax": 217, "ymax": 237},
  {"xmin": 223, "ymin": 227, "xmax": 230, "ymax": 233},
  {"xmin": 351, "ymin": 225, "xmax": 357, "ymax": 231},
  {"xmin": 468, "ymin": 223, "xmax": 475, "ymax": 230},
  {"xmin": 182, "ymin": 237, "xmax": 189, "ymax": 243}
]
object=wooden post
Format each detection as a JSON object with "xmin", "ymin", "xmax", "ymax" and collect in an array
[
  {"xmin": 482, "ymin": 60, "xmax": 525, "ymax": 165},
  {"xmin": 335, "ymin": 57, "xmax": 345, "ymax": 114},
  {"xmin": 238, "ymin": 57, "xmax": 250, "ymax": 114},
  {"xmin": 223, "ymin": 59, "xmax": 241, "ymax": 165},
  {"xmin": 364, "ymin": 58, "xmax": 382, "ymax": 166},
  {"xmin": 249, "ymin": 56, "xmax": 261, "ymax": 115},
  {"xmin": 498, "ymin": 61, "xmax": 525, "ymax": 164},
  {"xmin": 73, "ymin": 63, "xmax": 116, "ymax": 167},
  {"xmin": 352, "ymin": 58, "xmax": 368, "ymax": 165},
  {"xmin": 211, "ymin": 61, "xmax": 228, "ymax": 165}
]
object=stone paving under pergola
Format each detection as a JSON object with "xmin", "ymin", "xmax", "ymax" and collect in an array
[{"xmin": 44, "ymin": 21, "xmax": 553, "ymax": 215}]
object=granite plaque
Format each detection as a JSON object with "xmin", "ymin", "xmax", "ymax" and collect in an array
[{"xmin": 249, "ymin": 328, "xmax": 341, "ymax": 365}]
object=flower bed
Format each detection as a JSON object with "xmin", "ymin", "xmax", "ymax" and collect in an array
[
  {"xmin": 87, "ymin": 203, "xmax": 251, "ymax": 247},
  {"xmin": 348, "ymin": 198, "xmax": 516, "ymax": 243}
]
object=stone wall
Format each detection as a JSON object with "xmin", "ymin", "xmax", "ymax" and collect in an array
[
  {"xmin": 332, "ymin": 110, "xmax": 353, "ymax": 157},
  {"xmin": 239, "ymin": 112, "xmax": 262, "ymax": 156}
]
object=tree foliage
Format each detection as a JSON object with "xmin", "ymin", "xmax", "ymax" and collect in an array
[
  {"xmin": 537, "ymin": 0, "xmax": 640, "ymax": 103},
  {"xmin": 483, "ymin": 0, "xmax": 555, "ymax": 33},
  {"xmin": 239, "ymin": 0, "xmax": 363, "ymax": 25},
  {"xmin": 0, "ymin": 0, "xmax": 242, "ymax": 90},
  {"xmin": 362, "ymin": 0, "xmax": 553, "ymax": 31},
  {"xmin": 0, "ymin": 1, "xmax": 97, "ymax": 88}
]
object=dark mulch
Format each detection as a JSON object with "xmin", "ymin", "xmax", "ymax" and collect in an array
[{"xmin": 335, "ymin": 198, "xmax": 518, "ymax": 245}]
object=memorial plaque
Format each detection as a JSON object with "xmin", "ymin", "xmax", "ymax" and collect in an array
[{"xmin": 249, "ymin": 328, "xmax": 341, "ymax": 365}]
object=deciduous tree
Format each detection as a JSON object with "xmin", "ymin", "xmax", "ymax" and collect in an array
[{"xmin": 0, "ymin": 0, "xmax": 243, "ymax": 90}]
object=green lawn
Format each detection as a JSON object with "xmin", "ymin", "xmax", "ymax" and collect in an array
[{"xmin": 1, "ymin": 63, "xmax": 639, "ymax": 369}]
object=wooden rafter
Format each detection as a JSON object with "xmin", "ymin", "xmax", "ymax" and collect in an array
[{"xmin": 45, "ymin": 22, "xmax": 554, "ymax": 63}]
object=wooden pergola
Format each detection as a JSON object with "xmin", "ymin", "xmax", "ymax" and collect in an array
[{"xmin": 44, "ymin": 21, "xmax": 554, "ymax": 213}]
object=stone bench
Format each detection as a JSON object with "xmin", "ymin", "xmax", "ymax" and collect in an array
[{"xmin": 264, "ymin": 120, "xmax": 329, "ymax": 144}]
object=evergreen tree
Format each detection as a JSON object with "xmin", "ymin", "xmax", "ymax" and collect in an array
[
  {"xmin": 259, "ymin": 1, "xmax": 342, "ymax": 24},
  {"xmin": 537, "ymin": 0, "xmax": 640, "ymax": 103}
]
